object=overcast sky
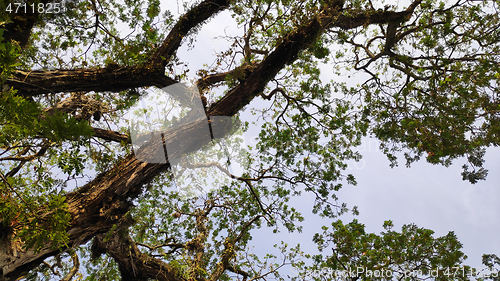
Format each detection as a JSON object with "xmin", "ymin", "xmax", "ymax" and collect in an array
[{"xmin": 160, "ymin": 1, "xmax": 500, "ymax": 275}]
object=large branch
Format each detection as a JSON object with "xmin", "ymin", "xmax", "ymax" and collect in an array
[
  {"xmin": 196, "ymin": 63, "xmax": 257, "ymax": 93},
  {"xmin": 6, "ymin": 66, "xmax": 176, "ymax": 98},
  {"xmin": 92, "ymin": 128, "xmax": 129, "ymax": 143},
  {"xmin": 6, "ymin": 0, "xmax": 230, "ymax": 100},
  {"xmin": 150, "ymin": 0, "xmax": 231, "ymax": 66},
  {"xmin": 208, "ymin": 8, "xmax": 335, "ymax": 116},
  {"xmin": 332, "ymin": 0, "xmax": 422, "ymax": 30}
]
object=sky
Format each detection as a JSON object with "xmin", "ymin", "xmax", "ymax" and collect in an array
[
  {"xmin": 340, "ymin": 142, "xmax": 500, "ymax": 266},
  {"xmin": 3, "ymin": 0, "xmax": 497, "ymax": 279},
  {"xmin": 164, "ymin": 2, "xmax": 500, "ymax": 275},
  {"xmin": 74, "ymin": 2, "xmax": 500, "ymax": 280}
]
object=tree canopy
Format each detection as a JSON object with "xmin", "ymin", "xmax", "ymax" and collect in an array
[{"xmin": 1, "ymin": 0, "xmax": 499, "ymax": 280}]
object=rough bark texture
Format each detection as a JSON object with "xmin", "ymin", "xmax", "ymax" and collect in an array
[
  {"xmin": 150, "ymin": 0, "xmax": 231, "ymax": 66},
  {"xmin": 7, "ymin": 66, "xmax": 175, "ymax": 98}
]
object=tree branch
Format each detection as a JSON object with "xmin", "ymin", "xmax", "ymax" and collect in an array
[
  {"xmin": 0, "ymin": 145, "xmax": 48, "ymax": 162},
  {"xmin": 7, "ymin": 66, "xmax": 176, "ymax": 98},
  {"xmin": 196, "ymin": 63, "xmax": 257, "ymax": 93},
  {"xmin": 60, "ymin": 249, "xmax": 79, "ymax": 281},
  {"xmin": 150, "ymin": 0, "xmax": 231, "ymax": 66},
  {"xmin": 332, "ymin": 0, "xmax": 422, "ymax": 30},
  {"xmin": 92, "ymin": 128, "xmax": 129, "ymax": 143}
]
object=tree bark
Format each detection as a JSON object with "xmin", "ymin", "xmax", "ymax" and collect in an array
[
  {"xmin": 150, "ymin": 0, "xmax": 231, "ymax": 66},
  {"xmin": 7, "ymin": 66, "xmax": 176, "ymax": 98}
]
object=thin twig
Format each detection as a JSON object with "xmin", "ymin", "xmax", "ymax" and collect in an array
[{"xmin": 0, "ymin": 171, "xmax": 37, "ymax": 216}]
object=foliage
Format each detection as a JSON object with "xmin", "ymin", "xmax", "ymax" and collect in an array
[
  {"xmin": 0, "ymin": 0, "xmax": 499, "ymax": 280},
  {"xmin": 329, "ymin": 0, "xmax": 500, "ymax": 182},
  {"xmin": 293, "ymin": 219, "xmax": 470, "ymax": 280}
]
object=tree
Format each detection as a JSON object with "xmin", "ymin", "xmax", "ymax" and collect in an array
[
  {"xmin": 295, "ymin": 220, "xmax": 471, "ymax": 280},
  {"xmin": 1, "ymin": 0, "xmax": 499, "ymax": 280}
]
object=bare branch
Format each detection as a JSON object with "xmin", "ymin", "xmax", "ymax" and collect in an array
[
  {"xmin": 227, "ymin": 265, "xmax": 249, "ymax": 280},
  {"xmin": 0, "ymin": 145, "xmax": 48, "ymax": 162}
]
